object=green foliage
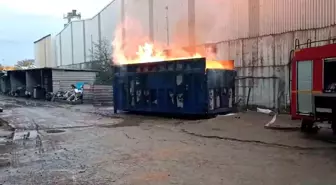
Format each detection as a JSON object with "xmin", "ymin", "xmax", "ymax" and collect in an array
[
  {"xmin": 89, "ymin": 39, "xmax": 114, "ymax": 85},
  {"xmin": 15, "ymin": 59, "xmax": 35, "ymax": 69}
]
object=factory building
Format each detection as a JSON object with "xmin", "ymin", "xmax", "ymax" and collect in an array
[{"xmin": 34, "ymin": 0, "xmax": 336, "ymax": 110}]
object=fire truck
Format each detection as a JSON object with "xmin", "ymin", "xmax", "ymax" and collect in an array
[{"xmin": 291, "ymin": 39, "xmax": 336, "ymax": 134}]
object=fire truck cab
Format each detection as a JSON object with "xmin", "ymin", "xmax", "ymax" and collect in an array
[{"xmin": 291, "ymin": 42, "xmax": 336, "ymax": 134}]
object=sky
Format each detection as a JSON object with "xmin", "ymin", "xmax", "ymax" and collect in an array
[{"xmin": 0, "ymin": 0, "xmax": 111, "ymax": 66}]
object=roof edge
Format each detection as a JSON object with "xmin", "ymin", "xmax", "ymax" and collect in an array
[{"xmin": 34, "ymin": 34, "xmax": 51, "ymax": 44}]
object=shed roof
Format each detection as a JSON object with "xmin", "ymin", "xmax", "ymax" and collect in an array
[{"xmin": 8, "ymin": 67, "xmax": 99, "ymax": 73}]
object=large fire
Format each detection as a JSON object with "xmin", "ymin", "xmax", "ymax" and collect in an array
[{"xmin": 112, "ymin": 21, "xmax": 234, "ymax": 70}]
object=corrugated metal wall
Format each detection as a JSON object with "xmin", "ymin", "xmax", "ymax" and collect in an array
[
  {"xmin": 51, "ymin": 0, "xmax": 121, "ymax": 67},
  {"xmin": 52, "ymin": 70, "xmax": 97, "ymax": 93},
  {"xmin": 259, "ymin": 0, "xmax": 336, "ymax": 36},
  {"xmin": 36, "ymin": 0, "xmax": 336, "ymax": 109},
  {"xmin": 44, "ymin": 0, "xmax": 336, "ymax": 67},
  {"xmin": 92, "ymin": 85, "xmax": 113, "ymax": 106},
  {"xmin": 60, "ymin": 25, "xmax": 73, "ymax": 66},
  {"xmin": 34, "ymin": 35, "xmax": 54, "ymax": 67},
  {"xmin": 72, "ymin": 21, "xmax": 85, "ymax": 64}
]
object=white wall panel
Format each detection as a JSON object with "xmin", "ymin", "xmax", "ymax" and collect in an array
[
  {"xmin": 152, "ymin": 0, "xmax": 168, "ymax": 46},
  {"xmin": 242, "ymin": 38, "xmax": 258, "ymax": 68},
  {"xmin": 123, "ymin": 0, "xmax": 150, "ymax": 54},
  {"xmin": 274, "ymin": 32, "xmax": 294, "ymax": 66},
  {"xmin": 195, "ymin": 0, "xmax": 249, "ymax": 44},
  {"xmin": 84, "ymin": 19, "xmax": 92, "ymax": 62},
  {"xmin": 315, "ymin": 28, "xmax": 331, "ymax": 46},
  {"xmin": 50, "ymin": 36, "xmax": 57, "ymax": 67},
  {"xmin": 100, "ymin": 0, "xmax": 121, "ymax": 44},
  {"xmin": 84, "ymin": 16, "xmax": 100, "ymax": 62},
  {"xmin": 258, "ymin": 36, "xmax": 274, "ymax": 67},
  {"xmin": 34, "ymin": 35, "xmax": 53, "ymax": 67},
  {"xmin": 34, "ymin": 43, "xmax": 40, "ymax": 66},
  {"xmin": 294, "ymin": 30, "xmax": 316, "ymax": 49},
  {"xmin": 34, "ymin": 39, "xmax": 45, "ymax": 67},
  {"xmin": 229, "ymin": 40, "xmax": 243, "ymax": 67},
  {"xmin": 72, "ymin": 21, "xmax": 85, "ymax": 64},
  {"xmin": 45, "ymin": 36, "xmax": 52, "ymax": 67},
  {"xmin": 55, "ymin": 34, "xmax": 61, "ymax": 66},
  {"xmin": 60, "ymin": 25, "xmax": 72, "ymax": 65},
  {"xmin": 152, "ymin": 0, "xmax": 188, "ymax": 47},
  {"xmin": 216, "ymin": 42, "xmax": 229, "ymax": 60},
  {"xmin": 91, "ymin": 15, "xmax": 100, "ymax": 43}
]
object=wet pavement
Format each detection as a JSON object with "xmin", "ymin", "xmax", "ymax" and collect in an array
[{"xmin": 0, "ymin": 96, "xmax": 336, "ymax": 185}]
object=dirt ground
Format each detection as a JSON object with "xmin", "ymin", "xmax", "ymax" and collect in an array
[{"xmin": 0, "ymin": 96, "xmax": 336, "ymax": 185}]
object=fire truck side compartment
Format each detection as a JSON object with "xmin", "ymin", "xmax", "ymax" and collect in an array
[
  {"xmin": 113, "ymin": 58, "xmax": 236, "ymax": 115},
  {"xmin": 291, "ymin": 43, "xmax": 336, "ymax": 120}
]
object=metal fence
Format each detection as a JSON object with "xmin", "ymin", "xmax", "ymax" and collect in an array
[{"xmin": 83, "ymin": 84, "xmax": 113, "ymax": 106}]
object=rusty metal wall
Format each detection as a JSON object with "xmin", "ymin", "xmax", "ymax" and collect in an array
[
  {"xmin": 214, "ymin": 26, "xmax": 336, "ymax": 110},
  {"xmin": 93, "ymin": 85, "xmax": 114, "ymax": 106},
  {"xmin": 83, "ymin": 85, "xmax": 113, "ymax": 105}
]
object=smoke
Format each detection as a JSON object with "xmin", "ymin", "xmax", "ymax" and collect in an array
[
  {"xmin": 194, "ymin": 0, "xmax": 231, "ymax": 43},
  {"xmin": 112, "ymin": 0, "xmax": 234, "ymax": 64}
]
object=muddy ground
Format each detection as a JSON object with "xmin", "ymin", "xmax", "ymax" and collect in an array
[{"xmin": 0, "ymin": 96, "xmax": 336, "ymax": 185}]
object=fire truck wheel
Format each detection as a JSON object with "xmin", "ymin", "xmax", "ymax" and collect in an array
[
  {"xmin": 331, "ymin": 122, "xmax": 336, "ymax": 135},
  {"xmin": 301, "ymin": 119, "xmax": 315, "ymax": 133}
]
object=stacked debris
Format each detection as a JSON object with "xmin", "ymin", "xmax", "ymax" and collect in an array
[
  {"xmin": 8, "ymin": 87, "xmax": 26, "ymax": 97},
  {"xmin": 52, "ymin": 84, "xmax": 83, "ymax": 104}
]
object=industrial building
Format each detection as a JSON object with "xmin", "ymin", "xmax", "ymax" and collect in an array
[{"xmin": 34, "ymin": 0, "xmax": 336, "ymax": 110}]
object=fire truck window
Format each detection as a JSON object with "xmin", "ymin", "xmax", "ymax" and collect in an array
[{"xmin": 324, "ymin": 60, "xmax": 336, "ymax": 92}]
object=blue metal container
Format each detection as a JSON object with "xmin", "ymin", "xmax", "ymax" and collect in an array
[{"xmin": 113, "ymin": 58, "xmax": 236, "ymax": 115}]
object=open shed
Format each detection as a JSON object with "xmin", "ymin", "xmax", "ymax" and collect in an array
[
  {"xmin": 6, "ymin": 68, "xmax": 97, "ymax": 95},
  {"xmin": 0, "ymin": 73, "xmax": 10, "ymax": 93},
  {"xmin": 8, "ymin": 70, "xmax": 26, "ymax": 91},
  {"xmin": 2, "ymin": 68, "xmax": 97, "ymax": 97}
]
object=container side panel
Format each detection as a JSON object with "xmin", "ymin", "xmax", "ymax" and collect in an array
[
  {"xmin": 207, "ymin": 69, "xmax": 236, "ymax": 113},
  {"xmin": 114, "ymin": 58, "xmax": 211, "ymax": 114}
]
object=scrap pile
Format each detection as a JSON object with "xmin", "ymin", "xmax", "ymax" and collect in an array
[{"xmin": 52, "ymin": 84, "xmax": 83, "ymax": 103}]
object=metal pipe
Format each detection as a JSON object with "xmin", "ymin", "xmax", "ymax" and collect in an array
[
  {"xmin": 165, "ymin": 6, "xmax": 170, "ymax": 46},
  {"xmin": 246, "ymin": 87, "xmax": 251, "ymax": 110},
  {"xmin": 288, "ymin": 49, "xmax": 294, "ymax": 111}
]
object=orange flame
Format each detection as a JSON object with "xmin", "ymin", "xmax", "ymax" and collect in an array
[{"xmin": 112, "ymin": 19, "xmax": 234, "ymax": 70}]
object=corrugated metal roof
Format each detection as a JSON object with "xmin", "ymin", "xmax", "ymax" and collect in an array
[
  {"xmin": 34, "ymin": 34, "xmax": 51, "ymax": 44},
  {"xmin": 7, "ymin": 67, "xmax": 99, "ymax": 73},
  {"xmin": 260, "ymin": 0, "xmax": 336, "ymax": 36}
]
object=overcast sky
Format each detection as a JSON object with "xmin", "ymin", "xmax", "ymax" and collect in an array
[{"xmin": 0, "ymin": 0, "xmax": 111, "ymax": 66}]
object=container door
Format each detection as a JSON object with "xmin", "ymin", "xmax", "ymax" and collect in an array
[{"xmin": 297, "ymin": 60, "xmax": 313, "ymax": 115}]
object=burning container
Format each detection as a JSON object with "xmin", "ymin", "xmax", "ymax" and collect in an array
[{"xmin": 113, "ymin": 58, "xmax": 236, "ymax": 115}]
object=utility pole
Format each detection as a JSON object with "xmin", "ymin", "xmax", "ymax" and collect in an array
[
  {"xmin": 165, "ymin": 6, "xmax": 170, "ymax": 47},
  {"xmin": 63, "ymin": 10, "xmax": 81, "ymax": 27}
]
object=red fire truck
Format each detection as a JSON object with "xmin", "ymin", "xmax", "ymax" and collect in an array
[{"xmin": 291, "ymin": 39, "xmax": 336, "ymax": 134}]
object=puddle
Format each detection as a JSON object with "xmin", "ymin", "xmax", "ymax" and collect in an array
[
  {"xmin": 46, "ymin": 129, "xmax": 65, "ymax": 134},
  {"xmin": 13, "ymin": 130, "xmax": 38, "ymax": 141}
]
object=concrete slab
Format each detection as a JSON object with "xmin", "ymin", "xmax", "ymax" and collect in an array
[{"xmin": 180, "ymin": 112, "xmax": 336, "ymax": 149}]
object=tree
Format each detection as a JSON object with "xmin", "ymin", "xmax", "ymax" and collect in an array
[
  {"xmin": 89, "ymin": 39, "xmax": 114, "ymax": 85},
  {"xmin": 15, "ymin": 59, "xmax": 35, "ymax": 69}
]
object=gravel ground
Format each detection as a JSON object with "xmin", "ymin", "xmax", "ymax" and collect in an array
[{"xmin": 0, "ymin": 96, "xmax": 336, "ymax": 185}]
